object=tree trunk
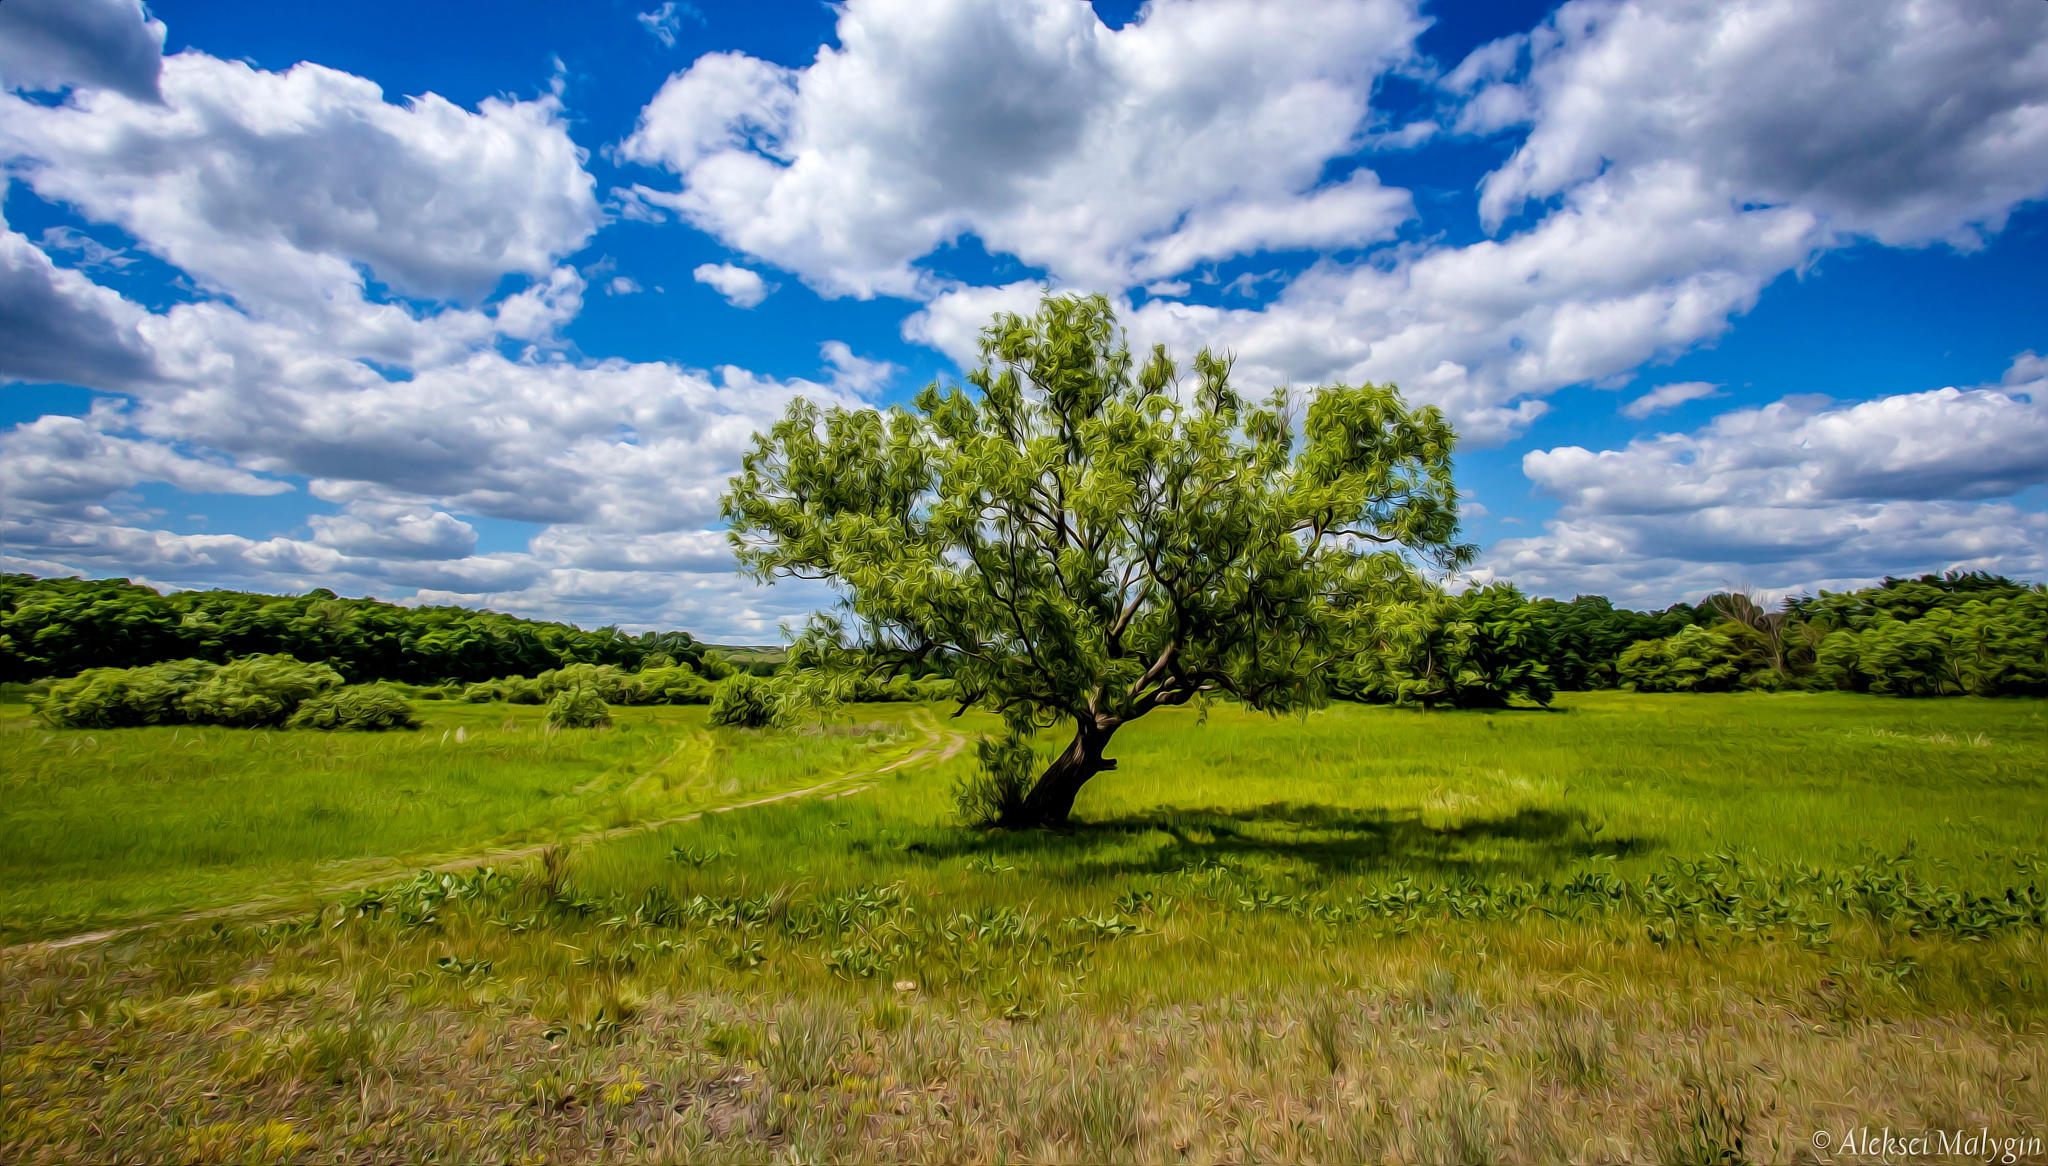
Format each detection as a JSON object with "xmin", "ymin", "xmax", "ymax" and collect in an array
[{"xmin": 1007, "ymin": 719, "xmax": 1118, "ymax": 827}]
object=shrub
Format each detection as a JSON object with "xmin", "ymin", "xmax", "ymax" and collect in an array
[
  {"xmin": 1617, "ymin": 626, "xmax": 1743, "ymax": 693},
  {"xmin": 500, "ymin": 676, "xmax": 544, "ymax": 705},
  {"xmin": 636, "ymin": 664, "xmax": 714, "ymax": 704},
  {"xmin": 461, "ymin": 681, "xmax": 499, "ymax": 703},
  {"xmin": 286, "ymin": 684, "xmax": 420, "ymax": 731},
  {"xmin": 29, "ymin": 654, "xmax": 402, "ymax": 730},
  {"xmin": 33, "ymin": 658, "xmax": 218, "ymax": 727},
  {"xmin": 708, "ymin": 673, "xmax": 782, "ymax": 728},
  {"xmin": 955, "ymin": 734, "xmax": 1034, "ymax": 827},
  {"xmin": 178, "ymin": 654, "xmax": 344, "ymax": 727},
  {"xmin": 545, "ymin": 684, "xmax": 611, "ymax": 729},
  {"xmin": 542, "ymin": 663, "xmax": 626, "ymax": 701}
]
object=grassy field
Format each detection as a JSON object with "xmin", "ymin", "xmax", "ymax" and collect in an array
[
  {"xmin": 0, "ymin": 701, "xmax": 934, "ymax": 943},
  {"xmin": 4, "ymin": 692, "xmax": 2046, "ymax": 1162}
]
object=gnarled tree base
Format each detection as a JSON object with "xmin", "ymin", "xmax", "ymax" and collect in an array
[{"xmin": 999, "ymin": 721, "xmax": 1118, "ymax": 828}]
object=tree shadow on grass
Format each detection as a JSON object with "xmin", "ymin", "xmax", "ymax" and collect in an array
[{"xmin": 897, "ymin": 801, "xmax": 1654, "ymax": 883}]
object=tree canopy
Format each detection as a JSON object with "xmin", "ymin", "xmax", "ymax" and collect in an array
[{"xmin": 723, "ymin": 292, "xmax": 1470, "ymax": 826}]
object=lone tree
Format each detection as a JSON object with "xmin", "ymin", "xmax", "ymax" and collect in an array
[{"xmin": 722, "ymin": 293, "xmax": 1469, "ymax": 827}]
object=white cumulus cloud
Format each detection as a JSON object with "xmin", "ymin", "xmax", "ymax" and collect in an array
[
  {"xmin": 620, "ymin": 0, "xmax": 1426, "ymax": 296},
  {"xmin": 1476, "ymin": 356, "xmax": 2048, "ymax": 603},
  {"xmin": 0, "ymin": 52, "xmax": 600, "ymax": 306},
  {"xmin": 692, "ymin": 261, "xmax": 772, "ymax": 307}
]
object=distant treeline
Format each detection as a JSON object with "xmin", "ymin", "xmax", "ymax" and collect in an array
[
  {"xmin": 0, "ymin": 574, "xmax": 706, "ymax": 685},
  {"xmin": 1344, "ymin": 571, "xmax": 2048, "ymax": 707},
  {"xmin": 7, "ymin": 570, "xmax": 2043, "ymax": 707}
]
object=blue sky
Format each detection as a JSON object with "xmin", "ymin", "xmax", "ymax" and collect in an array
[{"xmin": 2, "ymin": 0, "xmax": 2044, "ymax": 637}]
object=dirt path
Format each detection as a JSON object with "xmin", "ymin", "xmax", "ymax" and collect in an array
[{"xmin": 7, "ymin": 726, "xmax": 969, "ymax": 959}]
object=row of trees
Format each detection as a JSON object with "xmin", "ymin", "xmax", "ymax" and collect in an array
[
  {"xmin": 0, "ymin": 574, "xmax": 707, "ymax": 685},
  {"xmin": 1335, "ymin": 572, "xmax": 2047, "ymax": 707},
  {"xmin": 1612, "ymin": 574, "xmax": 2047, "ymax": 698}
]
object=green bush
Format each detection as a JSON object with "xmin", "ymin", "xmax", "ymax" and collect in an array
[
  {"xmin": 32, "ymin": 658, "xmax": 218, "ymax": 727},
  {"xmin": 545, "ymin": 684, "xmax": 611, "ymax": 729},
  {"xmin": 1617, "ymin": 626, "xmax": 1743, "ymax": 693},
  {"xmin": 177, "ymin": 654, "xmax": 344, "ymax": 727},
  {"xmin": 708, "ymin": 674, "xmax": 782, "ymax": 728},
  {"xmin": 28, "ymin": 654, "xmax": 405, "ymax": 729},
  {"xmin": 500, "ymin": 676, "xmax": 544, "ymax": 705},
  {"xmin": 955, "ymin": 734, "xmax": 1034, "ymax": 826},
  {"xmin": 286, "ymin": 684, "xmax": 420, "ymax": 731},
  {"xmin": 538, "ymin": 662, "xmax": 642, "ymax": 703},
  {"xmin": 458, "ymin": 664, "xmax": 714, "ymax": 707},
  {"xmin": 636, "ymin": 664, "xmax": 714, "ymax": 704}
]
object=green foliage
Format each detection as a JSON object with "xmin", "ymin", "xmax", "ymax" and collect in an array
[
  {"xmin": 31, "ymin": 654, "xmax": 356, "ymax": 729},
  {"xmin": 955, "ymin": 734, "xmax": 1036, "ymax": 827},
  {"xmin": 707, "ymin": 673, "xmax": 783, "ymax": 728},
  {"xmin": 695, "ymin": 652, "xmax": 738, "ymax": 680},
  {"xmin": 1814, "ymin": 592, "xmax": 2048, "ymax": 696},
  {"xmin": 30, "ymin": 658, "xmax": 216, "ymax": 727},
  {"xmin": 725, "ymin": 291, "xmax": 1469, "ymax": 823},
  {"xmin": 1617, "ymin": 625, "xmax": 1746, "ymax": 693},
  {"xmin": 635, "ymin": 664, "xmax": 715, "ymax": 704},
  {"xmin": 504, "ymin": 662, "xmax": 720, "ymax": 706},
  {"xmin": 1525, "ymin": 595, "xmax": 1703, "ymax": 690},
  {"xmin": 461, "ymin": 681, "xmax": 499, "ymax": 703},
  {"xmin": 180, "ymin": 655, "xmax": 347, "ymax": 727},
  {"xmin": 1792, "ymin": 570, "xmax": 2031, "ymax": 629},
  {"xmin": 545, "ymin": 685, "xmax": 611, "ymax": 730},
  {"xmin": 285, "ymin": 684, "xmax": 420, "ymax": 731},
  {"xmin": 1347, "ymin": 584, "xmax": 1555, "ymax": 708},
  {"xmin": 500, "ymin": 676, "xmax": 544, "ymax": 705},
  {"xmin": 1566, "ymin": 577, "xmax": 2047, "ymax": 699},
  {"xmin": 0, "ymin": 573, "xmax": 706, "ymax": 684},
  {"xmin": 537, "ymin": 662, "xmax": 640, "ymax": 702}
]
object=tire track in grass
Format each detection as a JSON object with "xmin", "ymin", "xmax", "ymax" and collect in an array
[{"xmin": 6, "ymin": 724, "xmax": 970, "ymax": 957}]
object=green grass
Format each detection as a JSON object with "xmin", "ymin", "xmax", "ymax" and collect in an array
[
  {"xmin": 0, "ymin": 701, "xmax": 929, "ymax": 942},
  {"xmin": 1065, "ymin": 692, "xmax": 2048, "ymax": 876},
  {"xmin": 5, "ymin": 692, "xmax": 2046, "ymax": 1163}
]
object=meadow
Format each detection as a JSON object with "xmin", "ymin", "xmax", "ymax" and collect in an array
[
  {"xmin": 4, "ymin": 692, "xmax": 2046, "ymax": 1163},
  {"xmin": 0, "ymin": 701, "xmax": 933, "ymax": 944}
]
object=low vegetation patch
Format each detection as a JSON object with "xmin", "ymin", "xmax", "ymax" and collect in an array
[
  {"xmin": 284, "ymin": 683, "xmax": 420, "ymax": 732},
  {"xmin": 546, "ymin": 683, "xmax": 613, "ymax": 729},
  {"xmin": 708, "ymin": 673, "xmax": 783, "ymax": 728}
]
